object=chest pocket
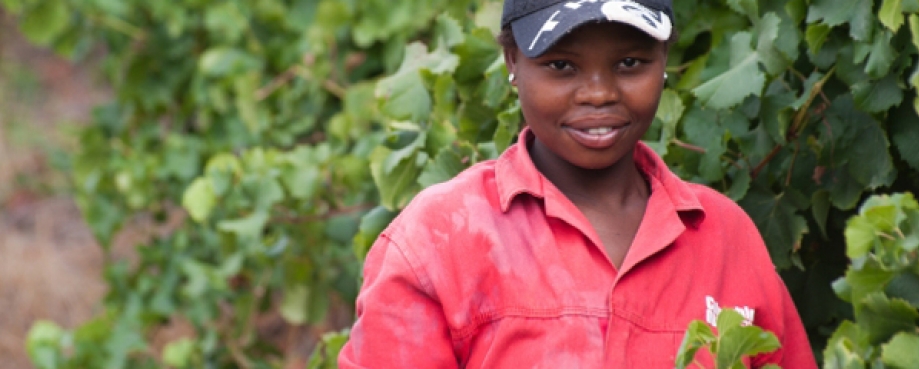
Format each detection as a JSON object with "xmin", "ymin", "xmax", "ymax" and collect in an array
[{"xmin": 623, "ymin": 327, "xmax": 682, "ymax": 367}]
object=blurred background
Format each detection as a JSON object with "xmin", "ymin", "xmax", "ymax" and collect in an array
[{"xmin": 0, "ymin": 10, "xmax": 108, "ymax": 368}]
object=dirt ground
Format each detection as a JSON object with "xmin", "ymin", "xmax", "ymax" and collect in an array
[{"xmin": 0, "ymin": 11, "xmax": 111, "ymax": 369}]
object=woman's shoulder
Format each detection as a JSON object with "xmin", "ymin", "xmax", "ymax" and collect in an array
[{"xmin": 384, "ymin": 159, "xmax": 504, "ymax": 237}]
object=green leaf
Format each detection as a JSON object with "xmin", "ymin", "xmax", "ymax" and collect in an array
[
  {"xmin": 19, "ymin": 0, "xmax": 70, "ymax": 45},
  {"xmin": 886, "ymin": 273, "xmax": 919, "ymax": 308},
  {"xmin": 454, "ymin": 28, "xmax": 503, "ymax": 86},
  {"xmin": 383, "ymin": 131, "xmax": 425, "ymax": 174},
  {"xmin": 902, "ymin": 210, "xmax": 919, "ymax": 252},
  {"xmin": 823, "ymin": 321, "xmax": 869, "ymax": 368},
  {"xmin": 725, "ymin": 169, "xmax": 751, "ymax": 201},
  {"xmin": 849, "ymin": 0, "xmax": 876, "ymax": 41},
  {"xmin": 353, "ymin": 206, "xmax": 399, "ymax": 260},
  {"xmin": 218, "ymin": 211, "xmax": 269, "ymax": 242},
  {"xmin": 377, "ymin": 42, "xmax": 459, "ymax": 121},
  {"xmin": 26, "ymin": 321, "xmax": 65, "ymax": 368},
  {"xmin": 890, "ymin": 103, "xmax": 919, "ymax": 172},
  {"xmin": 326, "ymin": 215, "xmax": 360, "ymax": 244},
  {"xmin": 756, "ymin": 13, "xmax": 789, "ymax": 75},
  {"xmin": 418, "ymin": 148, "xmax": 468, "ymax": 188},
  {"xmin": 494, "ymin": 104, "xmax": 521, "ymax": 153},
  {"xmin": 726, "ymin": 0, "xmax": 758, "ymax": 20},
  {"xmin": 881, "ymin": 333, "xmax": 919, "ymax": 368},
  {"xmin": 717, "ymin": 326, "xmax": 781, "ymax": 369},
  {"xmin": 740, "ymin": 188, "xmax": 809, "ymax": 269},
  {"xmin": 880, "ymin": 0, "xmax": 906, "ymax": 32},
  {"xmin": 843, "ymin": 118, "xmax": 897, "ymax": 189},
  {"xmin": 281, "ymin": 285, "xmax": 309, "ymax": 325},
  {"xmin": 198, "ymin": 47, "xmax": 261, "ymax": 77},
  {"xmin": 655, "ymin": 89, "xmax": 685, "ymax": 140},
  {"xmin": 676, "ymin": 320, "xmax": 716, "ymax": 369},
  {"xmin": 844, "ymin": 260, "xmax": 896, "ymax": 310},
  {"xmin": 693, "ymin": 32, "xmax": 766, "ymax": 109},
  {"xmin": 182, "ymin": 178, "xmax": 217, "ymax": 223},
  {"xmin": 434, "ymin": 14, "xmax": 464, "ymax": 49},
  {"xmin": 281, "ymin": 157, "xmax": 321, "ymax": 201},
  {"xmin": 370, "ymin": 146, "xmax": 423, "ymax": 210},
  {"xmin": 162, "ymin": 338, "xmax": 197, "ymax": 368},
  {"xmin": 813, "ymin": 190, "xmax": 831, "ymax": 238},
  {"xmin": 858, "ymin": 293, "xmax": 919, "ymax": 345},
  {"xmin": 308, "ymin": 330, "xmax": 351, "ymax": 369},
  {"xmin": 805, "ymin": 23, "xmax": 833, "ymax": 53},
  {"xmin": 910, "ymin": 14, "xmax": 919, "ymax": 51},
  {"xmin": 864, "ymin": 31, "xmax": 898, "ymax": 79},
  {"xmin": 807, "ymin": 0, "xmax": 867, "ymax": 27},
  {"xmin": 852, "ymin": 74, "xmax": 904, "ymax": 113}
]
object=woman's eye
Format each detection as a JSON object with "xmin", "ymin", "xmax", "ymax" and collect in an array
[
  {"xmin": 547, "ymin": 60, "xmax": 572, "ymax": 70},
  {"xmin": 620, "ymin": 58, "xmax": 640, "ymax": 68}
]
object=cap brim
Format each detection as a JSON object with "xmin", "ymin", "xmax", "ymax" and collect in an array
[{"xmin": 512, "ymin": 0, "xmax": 672, "ymax": 58}]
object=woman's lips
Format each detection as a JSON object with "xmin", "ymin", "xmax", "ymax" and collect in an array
[{"xmin": 563, "ymin": 124, "xmax": 626, "ymax": 149}]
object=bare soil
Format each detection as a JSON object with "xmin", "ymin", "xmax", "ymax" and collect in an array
[{"xmin": 0, "ymin": 10, "xmax": 111, "ymax": 369}]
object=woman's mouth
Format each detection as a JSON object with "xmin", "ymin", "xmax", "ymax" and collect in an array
[{"xmin": 565, "ymin": 125, "xmax": 624, "ymax": 149}]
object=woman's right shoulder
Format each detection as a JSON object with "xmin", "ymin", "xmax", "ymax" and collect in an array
[{"xmin": 382, "ymin": 158, "xmax": 503, "ymax": 248}]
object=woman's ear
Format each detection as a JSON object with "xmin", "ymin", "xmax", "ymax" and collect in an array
[{"xmin": 503, "ymin": 47, "xmax": 518, "ymax": 86}]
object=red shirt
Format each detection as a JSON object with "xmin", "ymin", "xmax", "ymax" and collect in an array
[{"xmin": 339, "ymin": 129, "xmax": 817, "ymax": 368}]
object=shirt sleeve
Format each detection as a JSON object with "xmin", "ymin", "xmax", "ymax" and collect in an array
[
  {"xmin": 754, "ymin": 274, "xmax": 819, "ymax": 369},
  {"xmin": 338, "ymin": 233, "xmax": 459, "ymax": 369}
]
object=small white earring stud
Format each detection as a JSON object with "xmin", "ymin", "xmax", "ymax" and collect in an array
[{"xmin": 508, "ymin": 73, "xmax": 516, "ymax": 83}]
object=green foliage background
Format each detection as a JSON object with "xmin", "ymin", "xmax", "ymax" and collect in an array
[{"xmin": 3, "ymin": 0, "xmax": 919, "ymax": 367}]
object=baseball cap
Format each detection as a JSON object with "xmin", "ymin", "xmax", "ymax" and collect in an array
[{"xmin": 502, "ymin": 0, "xmax": 674, "ymax": 58}]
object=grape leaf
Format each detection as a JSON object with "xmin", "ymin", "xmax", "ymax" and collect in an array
[
  {"xmin": 880, "ymin": 0, "xmax": 906, "ymax": 32},
  {"xmin": 890, "ymin": 103, "xmax": 919, "ymax": 172},
  {"xmin": 882, "ymin": 333, "xmax": 919, "ymax": 367},
  {"xmin": 740, "ymin": 187, "xmax": 809, "ymax": 269},
  {"xmin": 19, "ymin": 0, "xmax": 70, "ymax": 45},
  {"xmin": 858, "ymin": 293, "xmax": 919, "ymax": 345},
  {"xmin": 807, "ymin": 0, "xmax": 867, "ymax": 27},
  {"xmin": 693, "ymin": 32, "xmax": 766, "ymax": 109},
  {"xmin": 183, "ymin": 178, "xmax": 217, "ymax": 223}
]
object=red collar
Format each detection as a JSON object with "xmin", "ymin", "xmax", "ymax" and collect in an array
[{"xmin": 494, "ymin": 127, "xmax": 704, "ymax": 216}]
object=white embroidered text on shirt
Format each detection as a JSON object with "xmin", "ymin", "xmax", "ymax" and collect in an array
[{"xmin": 705, "ymin": 295, "xmax": 755, "ymax": 327}]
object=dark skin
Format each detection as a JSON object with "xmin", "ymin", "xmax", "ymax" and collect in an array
[{"xmin": 503, "ymin": 22, "xmax": 669, "ymax": 269}]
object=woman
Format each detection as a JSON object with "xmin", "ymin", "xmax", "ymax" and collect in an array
[{"xmin": 339, "ymin": 0, "xmax": 817, "ymax": 367}]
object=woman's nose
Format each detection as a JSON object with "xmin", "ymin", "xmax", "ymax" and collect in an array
[{"xmin": 574, "ymin": 72, "xmax": 620, "ymax": 107}]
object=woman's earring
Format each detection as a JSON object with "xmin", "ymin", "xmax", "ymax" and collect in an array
[
  {"xmin": 508, "ymin": 73, "xmax": 516, "ymax": 83},
  {"xmin": 664, "ymin": 72, "xmax": 668, "ymax": 80}
]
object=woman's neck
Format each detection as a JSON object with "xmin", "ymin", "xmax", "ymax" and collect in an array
[{"xmin": 529, "ymin": 137, "xmax": 650, "ymax": 210}]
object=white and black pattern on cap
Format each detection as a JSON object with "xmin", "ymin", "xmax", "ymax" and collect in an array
[
  {"xmin": 507, "ymin": 0, "xmax": 673, "ymax": 58},
  {"xmin": 601, "ymin": 1, "xmax": 671, "ymax": 42}
]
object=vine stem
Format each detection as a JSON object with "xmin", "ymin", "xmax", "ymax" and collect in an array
[
  {"xmin": 752, "ymin": 68, "xmax": 836, "ymax": 179},
  {"xmin": 751, "ymin": 145, "xmax": 783, "ymax": 179},
  {"xmin": 671, "ymin": 139, "xmax": 706, "ymax": 153},
  {"xmin": 877, "ymin": 232, "xmax": 897, "ymax": 241},
  {"xmin": 789, "ymin": 67, "xmax": 836, "ymax": 140},
  {"xmin": 88, "ymin": 13, "xmax": 146, "ymax": 40},
  {"xmin": 256, "ymin": 65, "xmax": 347, "ymax": 100},
  {"xmin": 274, "ymin": 203, "xmax": 376, "ymax": 224}
]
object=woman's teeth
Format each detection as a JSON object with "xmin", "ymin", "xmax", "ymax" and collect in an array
[{"xmin": 584, "ymin": 127, "xmax": 613, "ymax": 135}]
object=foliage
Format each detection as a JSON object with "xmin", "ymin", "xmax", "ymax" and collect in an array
[
  {"xmin": 2, "ymin": 0, "xmax": 919, "ymax": 367},
  {"xmin": 676, "ymin": 309, "xmax": 781, "ymax": 369},
  {"xmin": 823, "ymin": 193, "xmax": 919, "ymax": 369},
  {"xmin": 5, "ymin": 0, "xmax": 493, "ymax": 367}
]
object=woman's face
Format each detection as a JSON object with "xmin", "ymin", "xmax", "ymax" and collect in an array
[{"xmin": 504, "ymin": 21, "xmax": 668, "ymax": 171}]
